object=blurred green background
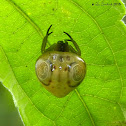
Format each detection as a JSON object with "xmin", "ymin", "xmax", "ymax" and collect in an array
[
  {"xmin": 0, "ymin": 1, "xmax": 126, "ymax": 126},
  {"xmin": 0, "ymin": 82, "xmax": 23, "ymax": 126}
]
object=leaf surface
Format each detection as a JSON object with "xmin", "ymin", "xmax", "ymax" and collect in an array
[{"xmin": 0, "ymin": 0, "xmax": 126, "ymax": 125}]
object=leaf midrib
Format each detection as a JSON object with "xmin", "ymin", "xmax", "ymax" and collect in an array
[{"xmin": 6, "ymin": 0, "xmax": 44, "ymax": 39}]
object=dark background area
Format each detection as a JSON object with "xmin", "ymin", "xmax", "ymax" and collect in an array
[{"xmin": 0, "ymin": 83, "xmax": 23, "ymax": 126}]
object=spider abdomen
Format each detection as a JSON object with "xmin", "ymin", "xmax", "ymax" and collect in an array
[{"xmin": 35, "ymin": 51, "xmax": 86, "ymax": 98}]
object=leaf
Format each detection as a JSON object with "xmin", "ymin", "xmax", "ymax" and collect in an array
[{"xmin": 0, "ymin": 0, "xmax": 126, "ymax": 125}]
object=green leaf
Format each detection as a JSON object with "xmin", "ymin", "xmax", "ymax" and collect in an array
[{"xmin": 0, "ymin": 0, "xmax": 126, "ymax": 125}]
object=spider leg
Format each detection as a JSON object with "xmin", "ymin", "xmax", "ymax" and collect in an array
[
  {"xmin": 69, "ymin": 45, "xmax": 78, "ymax": 55},
  {"xmin": 47, "ymin": 25, "xmax": 53, "ymax": 35},
  {"xmin": 42, "ymin": 25, "xmax": 53, "ymax": 53},
  {"xmin": 44, "ymin": 43, "xmax": 56, "ymax": 52},
  {"xmin": 64, "ymin": 39, "xmax": 78, "ymax": 54},
  {"xmin": 64, "ymin": 32, "xmax": 81, "ymax": 56}
]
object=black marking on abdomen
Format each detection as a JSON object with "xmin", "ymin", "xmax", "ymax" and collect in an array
[
  {"xmin": 59, "ymin": 56, "xmax": 64, "ymax": 62},
  {"xmin": 68, "ymin": 82, "xmax": 81, "ymax": 87},
  {"xmin": 64, "ymin": 67, "xmax": 68, "ymax": 71},
  {"xmin": 48, "ymin": 79, "xmax": 52, "ymax": 84},
  {"xmin": 41, "ymin": 81, "xmax": 50, "ymax": 86}
]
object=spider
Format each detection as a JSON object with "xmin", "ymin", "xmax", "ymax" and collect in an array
[{"xmin": 35, "ymin": 25, "xmax": 86, "ymax": 98}]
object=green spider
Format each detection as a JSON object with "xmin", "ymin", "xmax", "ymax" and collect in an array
[{"xmin": 35, "ymin": 25, "xmax": 86, "ymax": 98}]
